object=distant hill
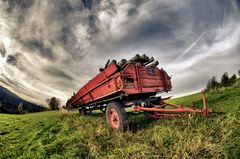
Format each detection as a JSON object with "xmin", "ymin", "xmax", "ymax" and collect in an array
[{"xmin": 0, "ymin": 85, "xmax": 47, "ymax": 113}]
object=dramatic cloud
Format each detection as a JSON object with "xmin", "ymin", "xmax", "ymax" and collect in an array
[
  {"xmin": 0, "ymin": 43, "xmax": 6, "ymax": 58},
  {"xmin": 0, "ymin": 0, "xmax": 239, "ymax": 105}
]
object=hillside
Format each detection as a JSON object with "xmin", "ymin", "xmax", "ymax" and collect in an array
[
  {"xmin": 0, "ymin": 80, "xmax": 239, "ymax": 158},
  {"xmin": 0, "ymin": 85, "xmax": 47, "ymax": 113}
]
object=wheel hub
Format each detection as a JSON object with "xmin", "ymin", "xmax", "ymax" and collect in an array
[{"xmin": 108, "ymin": 108, "xmax": 120, "ymax": 129}]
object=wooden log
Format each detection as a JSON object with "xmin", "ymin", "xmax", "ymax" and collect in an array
[
  {"xmin": 118, "ymin": 59, "xmax": 127, "ymax": 67},
  {"xmin": 147, "ymin": 60, "xmax": 159, "ymax": 68},
  {"xmin": 129, "ymin": 54, "xmax": 141, "ymax": 63},
  {"xmin": 135, "ymin": 62, "xmax": 143, "ymax": 66},
  {"xmin": 143, "ymin": 57, "xmax": 154, "ymax": 66},
  {"xmin": 140, "ymin": 54, "xmax": 150, "ymax": 63}
]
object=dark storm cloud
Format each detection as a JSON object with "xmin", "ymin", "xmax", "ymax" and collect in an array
[
  {"xmin": 53, "ymin": 0, "xmax": 100, "ymax": 56},
  {"xmin": 112, "ymin": 0, "xmax": 225, "ymax": 54},
  {"xmin": 43, "ymin": 68, "xmax": 74, "ymax": 81},
  {"xmin": 0, "ymin": 0, "xmax": 239, "ymax": 105},
  {"xmin": 2, "ymin": 0, "xmax": 99, "ymax": 60},
  {"xmin": 3, "ymin": 0, "xmax": 35, "ymax": 13},
  {"xmin": 6, "ymin": 54, "xmax": 19, "ymax": 66},
  {"xmin": 25, "ymin": 39, "xmax": 55, "ymax": 60},
  {"xmin": 81, "ymin": 0, "xmax": 93, "ymax": 9}
]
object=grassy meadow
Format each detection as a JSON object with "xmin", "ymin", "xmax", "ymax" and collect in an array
[{"xmin": 0, "ymin": 80, "xmax": 239, "ymax": 158}]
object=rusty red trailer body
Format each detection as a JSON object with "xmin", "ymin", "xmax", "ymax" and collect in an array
[
  {"xmin": 67, "ymin": 62, "xmax": 172, "ymax": 108},
  {"xmin": 66, "ymin": 54, "xmax": 213, "ymax": 131}
]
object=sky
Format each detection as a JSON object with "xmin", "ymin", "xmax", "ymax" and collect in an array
[{"xmin": 0, "ymin": 0, "xmax": 240, "ymax": 106}]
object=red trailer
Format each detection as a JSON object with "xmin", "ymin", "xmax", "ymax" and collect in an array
[{"xmin": 66, "ymin": 54, "xmax": 212, "ymax": 131}]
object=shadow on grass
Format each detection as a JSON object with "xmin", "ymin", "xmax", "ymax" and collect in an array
[
  {"xmin": 86, "ymin": 111, "xmax": 105, "ymax": 117},
  {"xmin": 84, "ymin": 110, "xmax": 161, "ymax": 132},
  {"xmin": 75, "ymin": 110, "xmax": 193, "ymax": 132},
  {"xmin": 75, "ymin": 110, "xmax": 225, "ymax": 132},
  {"xmin": 128, "ymin": 112, "xmax": 160, "ymax": 132}
]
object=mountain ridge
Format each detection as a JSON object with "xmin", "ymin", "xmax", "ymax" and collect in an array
[{"xmin": 0, "ymin": 85, "xmax": 47, "ymax": 113}]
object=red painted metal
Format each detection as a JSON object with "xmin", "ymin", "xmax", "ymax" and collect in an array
[
  {"xmin": 108, "ymin": 108, "xmax": 120, "ymax": 129},
  {"xmin": 146, "ymin": 113, "xmax": 193, "ymax": 118},
  {"xmin": 67, "ymin": 62, "xmax": 171, "ymax": 108},
  {"xmin": 66, "ymin": 56, "xmax": 214, "ymax": 119},
  {"xmin": 133, "ymin": 91, "xmax": 213, "ymax": 118}
]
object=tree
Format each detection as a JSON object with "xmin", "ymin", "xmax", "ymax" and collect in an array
[
  {"xmin": 0, "ymin": 101, "xmax": 3, "ymax": 113},
  {"xmin": 46, "ymin": 97, "xmax": 61, "ymax": 110},
  {"xmin": 230, "ymin": 74, "xmax": 237, "ymax": 83},
  {"xmin": 221, "ymin": 72, "xmax": 230, "ymax": 86},
  {"xmin": 17, "ymin": 102, "xmax": 23, "ymax": 113},
  {"xmin": 238, "ymin": 70, "xmax": 240, "ymax": 77},
  {"xmin": 206, "ymin": 76, "xmax": 218, "ymax": 90}
]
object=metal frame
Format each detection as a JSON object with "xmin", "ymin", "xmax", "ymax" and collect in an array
[{"xmin": 132, "ymin": 91, "xmax": 213, "ymax": 118}]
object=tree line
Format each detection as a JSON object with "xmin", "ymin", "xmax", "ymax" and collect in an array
[
  {"xmin": 206, "ymin": 70, "xmax": 240, "ymax": 91},
  {"xmin": 46, "ymin": 97, "xmax": 61, "ymax": 110},
  {"xmin": 0, "ymin": 97, "xmax": 61, "ymax": 114}
]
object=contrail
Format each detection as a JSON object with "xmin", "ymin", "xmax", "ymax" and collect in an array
[
  {"xmin": 223, "ymin": 0, "xmax": 226, "ymax": 29},
  {"xmin": 174, "ymin": 31, "xmax": 206, "ymax": 63}
]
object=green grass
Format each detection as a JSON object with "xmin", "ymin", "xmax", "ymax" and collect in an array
[{"xmin": 0, "ymin": 80, "xmax": 240, "ymax": 159}]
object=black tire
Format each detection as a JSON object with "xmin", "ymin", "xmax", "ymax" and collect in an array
[
  {"xmin": 106, "ymin": 102, "xmax": 129, "ymax": 132},
  {"xmin": 78, "ymin": 107, "xmax": 87, "ymax": 116}
]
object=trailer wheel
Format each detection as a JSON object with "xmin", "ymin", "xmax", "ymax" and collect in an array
[
  {"xmin": 106, "ymin": 102, "xmax": 129, "ymax": 132},
  {"xmin": 78, "ymin": 107, "xmax": 87, "ymax": 116}
]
